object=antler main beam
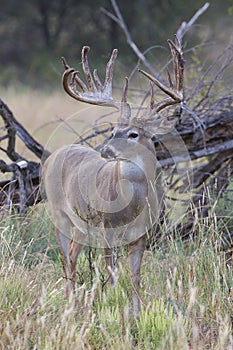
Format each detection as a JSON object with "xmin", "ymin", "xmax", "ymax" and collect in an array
[
  {"xmin": 139, "ymin": 37, "xmax": 184, "ymax": 113},
  {"xmin": 62, "ymin": 47, "xmax": 120, "ymax": 109}
]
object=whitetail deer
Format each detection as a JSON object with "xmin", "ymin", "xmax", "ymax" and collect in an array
[{"xmin": 43, "ymin": 38, "xmax": 184, "ymax": 316}]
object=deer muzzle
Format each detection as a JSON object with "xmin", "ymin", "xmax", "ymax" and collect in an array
[{"xmin": 100, "ymin": 144, "xmax": 119, "ymax": 159}]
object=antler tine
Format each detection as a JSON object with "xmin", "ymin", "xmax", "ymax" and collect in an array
[
  {"xmin": 72, "ymin": 71, "xmax": 88, "ymax": 93},
  {"xmin": 93, "ymin": 69, "xmax": 103, "ymax": 90},
  {"xmin": 62, "ymin": 57, "xmax": 70, "ymax": 70},
  {"xmin": 138, "ymin": 69, "xmax": 182, "ymax": 105},
  {"xmin": 138, "ymin": 37, "xmax": 184, "ymax": 114},
  {"xmin": 82, "ymin": 46, "xmax": 96, "ymax": 92},
  {"xmin": 104, "ymin": 48, "xmax": 118, "ymax": 92},
  {"xmin": 118, "ymin": 77, "xmax": 131, "ymax": 124},
  {"xmin": 167, "ymin": 37, "xmax": 184, "ymax": 93},
  {"xmin": 62, "ymin": 47, "xmax": 120, "ymax": 109},
  {"xmin": 149, "ymin": 81, "xmax": 155, "ymax": 110},
  {"xmin": 121, "ymin": 76, "xmax": 129, "ymax": 103},
  {"xmin": 62, "ymin": 59, "xmax": 88, "ymax": 100}
]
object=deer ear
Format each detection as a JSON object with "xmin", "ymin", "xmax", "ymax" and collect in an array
[
  {"xmin": 145, "ymin": 116, "xmax": 177, "ymax": 136},
  {"xmin": 158, "ymin": 116, "xmax": 177, "ymax": 129}
]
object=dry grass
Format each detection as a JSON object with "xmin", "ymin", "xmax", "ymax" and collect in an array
[{"xmin": 0, "ymin": 203, "xmax": 232, "ymax": 349}]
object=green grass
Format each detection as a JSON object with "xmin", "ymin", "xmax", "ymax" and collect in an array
[{"xmin": 0, "ymin": 204, "xmax": 232, "ymax": 349}]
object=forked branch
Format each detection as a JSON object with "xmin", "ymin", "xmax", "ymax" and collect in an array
[
  {"xmin": 101, "ymin": 0, "xmax": 158, "ymax": 77},
  {"xmin": 176, "ymin": 2, "xmax": 210, "ymax": 42},
  {"xmin": 102, "ymin": 0, "xmax": 209, "ymax": 78}
]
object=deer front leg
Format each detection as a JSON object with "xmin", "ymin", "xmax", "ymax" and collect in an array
[
  {"xmin": 54, "ymin": 212, "xmax": 80, "ymax": 298},
  {"xmin": 56, "ymin": 227, "xmax": 83, "ymax": 298},
  {"xmin": 128, "ymin": 235, "xmax": 146, "ymax": 317}
]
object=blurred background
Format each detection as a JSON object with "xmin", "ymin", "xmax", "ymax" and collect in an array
[{"xmin": 0, "ymin": 0, "xmax": 232, "ymax": 89}]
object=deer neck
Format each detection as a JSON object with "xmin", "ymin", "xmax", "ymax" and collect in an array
[{"xmin": 118, "ymin": 152, "xmax": 155, "ymax": 184}]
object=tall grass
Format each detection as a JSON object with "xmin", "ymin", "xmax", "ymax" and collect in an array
[{"xmin": 0, "ymin": 203, "xmax": 232, "ymax": 349}]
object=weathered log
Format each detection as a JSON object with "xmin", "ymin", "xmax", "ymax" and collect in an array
[
  {"xmin": 0, "ymin": 99, "xmax": 50, "ymax": 161},
  {"xmin": 0, "ymin": 99, "xmax": 49, "ymax": 214}
]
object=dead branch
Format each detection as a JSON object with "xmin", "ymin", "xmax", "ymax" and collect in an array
[
  {"xmin": 176, "ymin": 3, "xmax": 210, "ymax": 42},
  {"xmin": 0, "ymin": 99, "xmax": 49, "ymax": 213},
  {"xmin": 101, "ymin": 0, "xmax": 158, "ymax": 77},
  {"xmin": 0, "ymin": 99, "xmax": 50, "ymax": 161},
  {"xmin": 102, "ymin": 0, "xmax": 210, "ymax": 78}
]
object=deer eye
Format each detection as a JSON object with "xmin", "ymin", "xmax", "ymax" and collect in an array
[{"xmin": 128, "ymin": 132, "xmax": 139, "ymax": 139}]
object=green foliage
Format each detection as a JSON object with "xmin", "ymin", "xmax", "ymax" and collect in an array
[
  {"xmin": 136, "ymin": 299, "xmax": 180, "ymax": 348},
  {"xmin": 228, "ymin": 5, "xmax": 233, "ymax": 16}
]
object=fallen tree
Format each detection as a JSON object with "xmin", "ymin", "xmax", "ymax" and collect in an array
[{"xmin": 0, "ymin": 99, "xmax": 50, "ymax": 214}]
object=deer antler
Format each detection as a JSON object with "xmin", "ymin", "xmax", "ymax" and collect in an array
[
  {"xmin": 62, "ymin": 46, "xmax": 131, "ymax": 124},
  {"xmin": 139, "ymin": 36, "xmax": 184, "ymax": 114},
  {"xmin": 62, "ymin": 46, "xmax": 120, "ymax": 109}
]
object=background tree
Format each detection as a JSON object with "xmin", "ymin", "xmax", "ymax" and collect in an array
[{"xmin": 0, "ymin": 0, "xmax": 232, "ymax": 87}]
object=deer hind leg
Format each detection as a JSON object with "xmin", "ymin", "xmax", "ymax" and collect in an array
[
  {"xmin": 55, "ymin": 226, "xmax": 72, "ymax": 299},
  {"xmin": 104, "ymin": 247, "xmax": 116, "ymax": 287},
  {"xmin": 69, "ymin": 228, "xmax": 83, "ymax": 293},
  {"xmin": 128, "ymin": 235, "xmax": 146, "ymax": 317}
]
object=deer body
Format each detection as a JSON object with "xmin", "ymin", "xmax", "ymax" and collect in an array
[
  {"xmin": 43, "ymin": 39, "xmax": 184, "ymax": 316},
  {"xmin": 44, "ymin": 136, "xmax": 159, "ymax": 231},
  {"xmin": 43, "ymin": 128, "xmax": 161, "ymax": 316}
]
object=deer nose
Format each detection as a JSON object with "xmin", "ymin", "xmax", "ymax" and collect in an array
[{"xmin": 100, "ymin": 144, "xmax": 118, "ymax": 159}]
